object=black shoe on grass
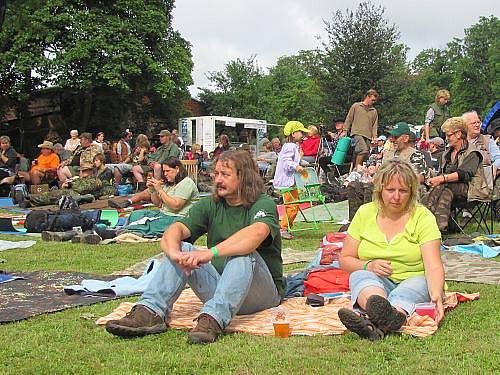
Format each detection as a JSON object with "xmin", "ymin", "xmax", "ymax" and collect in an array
[
  {"xmin": 338, "ymin": 308, "xmax": 385, "ymax": 341},
  {"xmin": 366, "ymin": 295, "xmax": 407, "ymax": 333},
  {"xmin": 108, "ymin": 199, "xmax": 131, "ymax": 209}
]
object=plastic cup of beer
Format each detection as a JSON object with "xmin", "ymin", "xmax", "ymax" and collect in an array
[{"xmin": 272, "ymin": 308, "xmax": 291, "ymax": 338}]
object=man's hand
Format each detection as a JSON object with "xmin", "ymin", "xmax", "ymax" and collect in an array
[
  {"xmin": 428, "ymin": 175, "xmax": 444, "ymax": 188},
  {"xmin": 366, "ymin": 259, "xmax": 393, "ymax": 277},
  {"xmin": 178, "ymin": 249, "xmax": 213, "ymax": 270},
  {"xmin": 296, "ymin": 165, "xmax": 304, "ymax": 173}
]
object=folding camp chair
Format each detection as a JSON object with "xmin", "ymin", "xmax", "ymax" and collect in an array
[
  {"xmin": 450, "ymin": 166, "xmax": 496, "ymax": 235},
  {"xmin": 181, "ymin": 160, "xmax": 198, "ymax": 184},
  {"xmin": 280, "ymin": 167, "xmax": 335, "ymax": 233}
]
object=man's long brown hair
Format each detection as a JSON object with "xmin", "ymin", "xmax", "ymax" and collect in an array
[{"xmin": 213, "ymin": 149, "xmax": 263, "ymax": 206}]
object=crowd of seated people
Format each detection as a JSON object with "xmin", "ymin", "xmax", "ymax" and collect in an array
[{"xmin": 2, "ymin": 109, "xmax": 498, "ymax": 239}]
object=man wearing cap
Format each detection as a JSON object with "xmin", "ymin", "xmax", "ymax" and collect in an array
[
  {"xmin": 57, "ymin": 132, "xmax": 101, "ymax": 183},
  {"xmin": 344, "ymin": 89, "xmax": 379, "ymax": 169},
  {"xmin": 23, "ymin": 163, "xmax": 102, "ymax": 207},
  {"xmin": 132, "ymin": 129, "xmax": 180, "ymax": 187},
  {"xmin": 384, "ymin": 122, "xmax": 428, "ymax": 183},
  {"xmin": 19, "ymin": 141, "xmax": 60, "ymax": 185},
  {"xmin": 370, "ymin": 135, "xmax": 387, "ymax": 159}
]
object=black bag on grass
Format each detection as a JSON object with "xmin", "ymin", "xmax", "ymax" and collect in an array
[{"xmin": 24, "ymin": 209, "xmax": 101, "ymax": 233}]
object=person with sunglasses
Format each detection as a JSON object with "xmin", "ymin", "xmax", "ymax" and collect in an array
[{"xmin": 422, "ymin": 117, "xmax": 490, "ymax": 232}]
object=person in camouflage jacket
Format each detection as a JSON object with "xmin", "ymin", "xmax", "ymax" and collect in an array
[
  {"xmin": 27, "ymin": 159, "xmax": 113, "ymax": 207},
  {"xmin": 57, "ymin": 132, "xmax": 101, "ymax": 184}
]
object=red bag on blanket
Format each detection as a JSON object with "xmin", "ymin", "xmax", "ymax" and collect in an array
[{"xmin": 303, "ymin": 268, "xmax": 350, "ymax": 296}]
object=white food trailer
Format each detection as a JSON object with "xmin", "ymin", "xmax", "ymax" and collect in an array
[{"xmin": 178, "ymin": 116, "xmax": 270, "ymax": 157}]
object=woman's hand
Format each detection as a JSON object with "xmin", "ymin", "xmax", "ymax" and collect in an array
[
  {"xmin": 152, "ymin": 177, "xmax": 163, "ymax": 191},
  {"xmin": 432, "ymin": 296, "xmax": 445, "ymax": 324},
  {"xmin": 296, "ymin": 165, "xmax": 304, "ymax": 173},
  {"xmin": 367, "ymin": 259, "xmax": 393, "ymax": 277}
]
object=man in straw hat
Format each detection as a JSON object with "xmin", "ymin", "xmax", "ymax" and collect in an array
[{"xmin": 19, "ymin": 141, "xmax": 60, "ymax": 185}]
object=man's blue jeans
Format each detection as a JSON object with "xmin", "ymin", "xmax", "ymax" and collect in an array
[{"xmin": 139, "ymin": 242, "xmax": 281, "ymax": 329}]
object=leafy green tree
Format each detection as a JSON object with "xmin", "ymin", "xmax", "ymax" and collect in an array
[
  {"xmin": 198, "ymin": 56, "xmax": 267, "ymax": 119},
  {"xmin": 265, "ymin": 51, "xmax": 324, "ymax": 125},
  {"xmin": 199, "ymin": 51, "xmax": 325, "ymax": 131},
  {"xmin": 319, "ymin": 1, "xmax": 409, "ymax": 126},
  {"xmin": 450, "ymin": 16, "xmax": 499, "ymax": 115},
  {"xmin": 0, "ymin": 0, "xmax": 193, "ymax": 131}
]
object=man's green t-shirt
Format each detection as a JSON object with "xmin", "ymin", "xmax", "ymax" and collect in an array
[
  {"xmin": 348, "ymin": 202, "xmax": 441, "ymax": 282},
  {"xmin": 179, "ymin": 194, "xmax": 285, "ymax": 298}
]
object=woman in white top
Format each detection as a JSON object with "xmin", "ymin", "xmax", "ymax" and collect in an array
[
  {"xmin": 93, "ymin": 132, "xmax": 105, "ymax": 152},
  {"xmin": 64, "ymin": 130, "xmax": 80, "ymax": 152}
]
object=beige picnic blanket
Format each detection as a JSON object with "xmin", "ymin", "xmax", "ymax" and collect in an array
[
  {"xmin": 96, "ymin": 289, "xmax": 479, "ymax": 338},
  {"xmin": 101, "ymin": 232, "xmax": 161, "ymax": 245}
]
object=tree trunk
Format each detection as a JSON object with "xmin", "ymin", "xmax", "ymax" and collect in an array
[
  {"xmin": 81, "ymin": 90, "xmax": 93, "ymax": 131},
  {"xmin": 0, "ymin": 1, "xmax": 6, "ymax": 32}
]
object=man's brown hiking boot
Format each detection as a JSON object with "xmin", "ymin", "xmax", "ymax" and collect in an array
[
  {"xmin": 187, "ymin": 313, "xmax": 223, "ymax": 344},
  {"xmin": 105, "ymin": 304, "xmax": 168, "ymax": 338},
  {"xmin": 71, "ymin": 230, "xmax": 102, "ymax": 245},
  {"xmin": 41, "ymin": 230, "xmax": 76, "ymax": 242}
]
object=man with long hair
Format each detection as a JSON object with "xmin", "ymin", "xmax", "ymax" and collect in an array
[{"xmin": 106, "ymin": 150, "xmax": 284, "ymax": 344}]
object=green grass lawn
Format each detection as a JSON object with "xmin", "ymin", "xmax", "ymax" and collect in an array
[{"xmin": 0, "ymin": 226, "xmax": 499, "ymax": 374}]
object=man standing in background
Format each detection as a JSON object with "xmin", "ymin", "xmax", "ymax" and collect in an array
[
  {"xmin": 424, "ymin": 89, "xmax": 450, "ymax": 140},
  {"xmin": 344, "ymin": 89, "xmax": 379, "ymax": 169}
]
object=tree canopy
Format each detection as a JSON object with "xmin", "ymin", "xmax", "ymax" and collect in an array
[
  {"xmin": 0, "ymin": 0, "xmax": 193, "ymax": 133},
  {"xmin": 198, "ymin": 4, "xmax": 498, "ymax": 132}
]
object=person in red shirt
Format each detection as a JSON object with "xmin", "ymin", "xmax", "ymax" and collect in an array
[{"xmin": 300, "ymin": 125, "xmax": 321, "ymax": 164}]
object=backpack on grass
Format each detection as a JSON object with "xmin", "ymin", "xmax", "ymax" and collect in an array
[{"xmin": 24, "ymin": 208, "xmax": 101, "ymax": 233}]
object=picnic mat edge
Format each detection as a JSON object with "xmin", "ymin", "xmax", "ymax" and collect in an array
[{"xmin": 96, "ymin": 289, "xmax": 480, "ymax": 338}]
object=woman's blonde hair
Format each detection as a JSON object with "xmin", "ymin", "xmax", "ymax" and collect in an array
[
  {"xmin": 135, "ymin": 134, "xmax": 150, "ymax": 150},
  {"xmin": 191, "ymin": 143, "xmax": 201, "ymax": 153},
  {"xmin": 435, "ymin": 89, "xmax": 450, "ymax": 102},
  {"xmin": 441, "ymin": 117, "xmax": 467, "ymax": 139},
  {"xmin": 372, "ymin": 159, "xmax": 419, "ymax": 216}
]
